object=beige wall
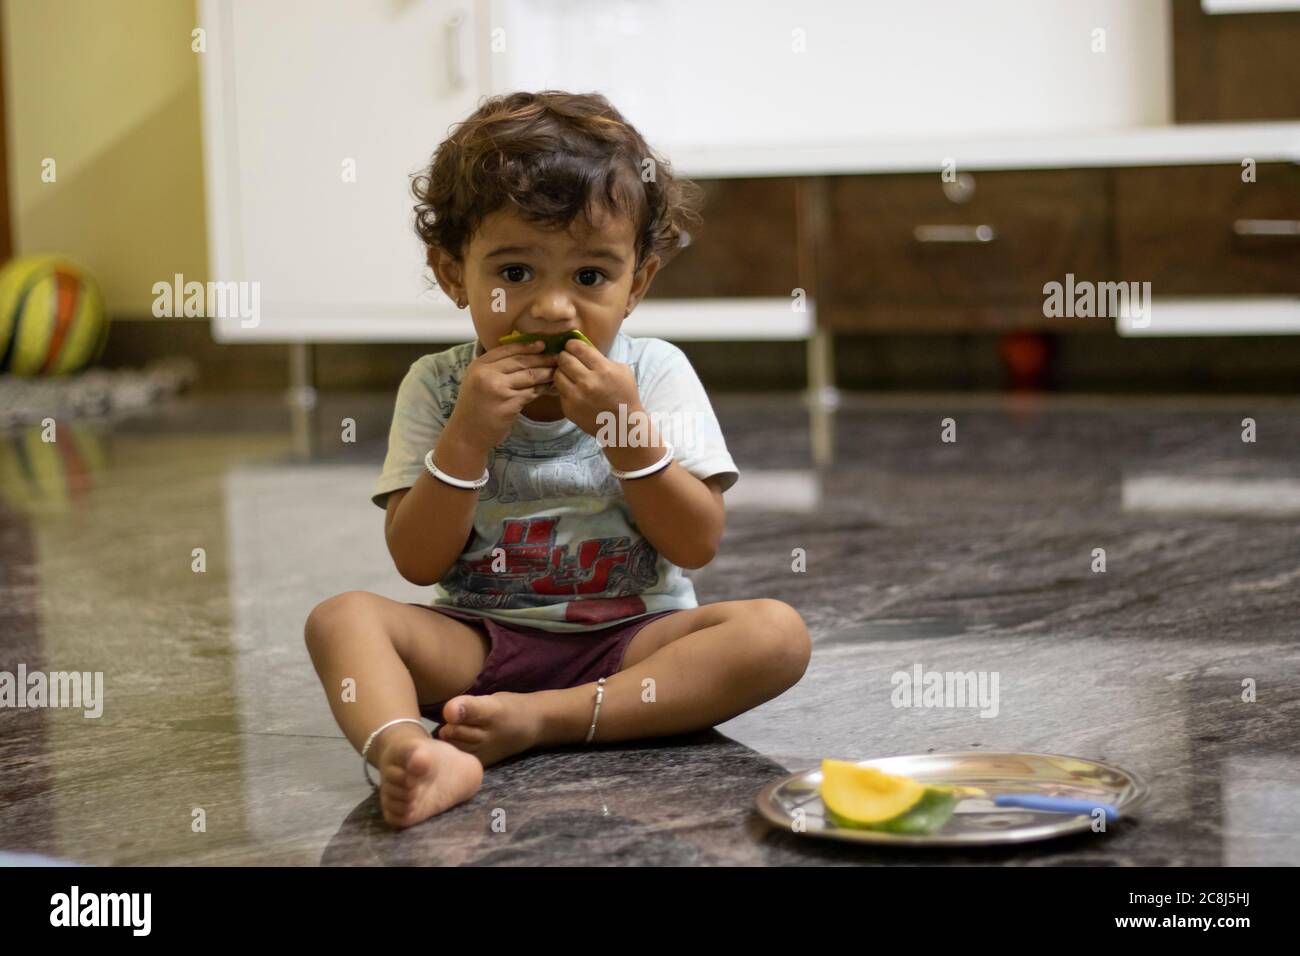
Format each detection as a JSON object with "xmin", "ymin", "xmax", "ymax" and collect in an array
[{"xmin": 3, "ymin": 0, "xmax": 207, "ymax": 316}]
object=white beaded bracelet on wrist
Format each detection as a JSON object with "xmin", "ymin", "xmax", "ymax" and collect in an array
[
  {"xmin": 608, "ymin": 441, "xmax": 674, "ymax": 481},
  {"xmin": 425, "ymin": 447, "xmax": 490, "ymax": 489}
]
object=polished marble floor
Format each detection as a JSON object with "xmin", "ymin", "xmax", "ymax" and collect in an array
[{"xmin": 1, "ymin": 390, "xmax": 1298, "ymax": 865}]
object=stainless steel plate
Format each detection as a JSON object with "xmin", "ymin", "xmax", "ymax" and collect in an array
[{"xmin": 756, "ymin": 751, "xmax": 1149, "ymax": 847}]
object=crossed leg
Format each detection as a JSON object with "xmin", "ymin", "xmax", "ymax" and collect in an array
[
  {"xmin": 306, "ymin": 593, "xmax": 811, "ymax": 827},
  {"xmin": 434, "ymin": 598, "xmax": 812, "ymax": 767},
  {"xmin": 304, "ymin": 590, "xmax": 493, "ymax": 828}
]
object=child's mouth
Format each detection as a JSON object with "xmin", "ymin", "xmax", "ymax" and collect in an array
[{"xmin": 498, "ymin": 328, "xmax": 594, "ymax": 353}]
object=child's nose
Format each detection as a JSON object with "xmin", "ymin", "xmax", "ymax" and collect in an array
[{"xmin": 528, "ymin": 289, "xmax": 579, "ymax": 320}]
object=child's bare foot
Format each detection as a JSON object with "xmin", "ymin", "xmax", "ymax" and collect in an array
[
  {"xmin": 436, "ymin": 692, "xmax": 546, "ymax": 767},
  {"xmin": 374, "ymin": 724, "xmax": 483, "ymax": 828}
]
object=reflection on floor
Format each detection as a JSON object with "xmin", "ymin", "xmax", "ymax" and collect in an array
[{"xmin": 1, "ymin": 391, "xmax": 1298, "ymax": 865}]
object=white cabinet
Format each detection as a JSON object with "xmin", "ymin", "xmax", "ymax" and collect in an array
[
  {"xmin": 494, "ymin": 0, "xmax": 1172, "ymax": 159},
  {"xmin": 200, "ymin": 0, "xmax": 488, "ymax": 340}
]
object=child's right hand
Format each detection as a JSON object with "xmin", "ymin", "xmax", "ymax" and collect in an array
[{"xmin": 449, "ymin": 340, "xmax": 557, "ymax": 451}]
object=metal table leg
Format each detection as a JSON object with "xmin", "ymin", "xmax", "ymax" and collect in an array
[
  {"xmin": 805, "ymin": 326, "xmax": 839, "ymax": 469},
  {"xmin": 287, "ymin": 341, "xmax": 318, "ymax": 459}
]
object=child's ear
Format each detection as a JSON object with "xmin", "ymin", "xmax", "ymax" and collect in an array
[
  {"xmin": 428, "ymin": 245, "xmax": 465, "ymax": 301},
  {"xmin": 628, "ymin": 253, "xmax": 661, "ymax": 306}
]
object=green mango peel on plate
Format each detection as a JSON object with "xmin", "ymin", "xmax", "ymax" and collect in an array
[{"xmin": 497, "ymin": 329, "xmax": 595, "ymax": 353}]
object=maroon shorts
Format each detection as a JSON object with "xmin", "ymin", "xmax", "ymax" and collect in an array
[{"xmin": 405, "ymin": 604, "xmax": 682, "ymax": 723}]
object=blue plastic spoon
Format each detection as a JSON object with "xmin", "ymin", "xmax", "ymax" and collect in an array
[{"xmin": 994, "ymin": 794, "xmax": 1120, "ymax": 823}]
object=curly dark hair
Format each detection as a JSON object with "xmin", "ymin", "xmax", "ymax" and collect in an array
[{"xmin": 412, "ymin": 90, "xmax": 703, "ymax": 276}]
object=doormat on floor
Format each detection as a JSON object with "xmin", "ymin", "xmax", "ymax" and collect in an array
[{"xmin": 0, "ymin": 358, "xmax": 197, "ymax": 431}]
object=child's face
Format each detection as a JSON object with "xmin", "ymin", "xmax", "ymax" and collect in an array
[{"xmin": 435, "ymin": 205, "xmax": 660, "ymax": 367}]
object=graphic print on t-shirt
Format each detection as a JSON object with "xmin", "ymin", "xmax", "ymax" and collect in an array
[
  {"xmin": 442, "ymin": 515, "xmax": 660, "ymax": 624},
  {"xmin": 487, "ymin": 437, "xmax": 621, "ymax": 503}
]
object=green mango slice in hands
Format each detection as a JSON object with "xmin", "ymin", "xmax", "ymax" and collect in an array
[{"xmin": 497, "ymin": 329, "xmax": 596, "ymax": 353}]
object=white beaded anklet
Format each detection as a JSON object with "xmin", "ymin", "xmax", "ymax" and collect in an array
[
  {"xmin": 585, "ymin": 677, "xmax": 608, "ymax": 744},
  {"xmin": 360, "ymin": 716, "xmax": 426, "ymax": 789}
]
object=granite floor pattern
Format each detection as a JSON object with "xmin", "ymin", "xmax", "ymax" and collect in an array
[{"xmin": 1, "ymin": 391, "xmax": 1297, "ymax": 866}]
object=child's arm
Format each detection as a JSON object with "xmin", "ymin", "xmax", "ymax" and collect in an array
[
  {"xmin": 551, "ymin": 338, "xmax": 728, "ymax": 570},
  {"xmin": 606, "ymin": 442, "xmax": 726, "ymax": 569},
  {"xmin": 383, "ymin": 416, "xmax": 488, "ymax": 585},
  {"xmin": 382, "ymin": 341, "xmax": 555, "ymax": 584}
]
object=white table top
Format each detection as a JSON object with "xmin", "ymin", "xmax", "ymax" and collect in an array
[{"xmin": 672, "ymin": 122, "xmax": 1300, "ymax": 178}]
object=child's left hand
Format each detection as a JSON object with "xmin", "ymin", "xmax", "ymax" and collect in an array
[{"xmin": 553, "ymin": 338, "xmax": 645, "ymax": 441}]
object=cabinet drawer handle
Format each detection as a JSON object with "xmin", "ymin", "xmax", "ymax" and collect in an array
[
  {"xmin": 913, "ymin": 224, "xmax": 997, "ymax": 243},
  {"xmin": 1233, "ymin": 219, "xmax": 1300, "ymax": 237},
  {"xmin": 445, "ymin": 11, "xmax": 466, "ymax": 92}
]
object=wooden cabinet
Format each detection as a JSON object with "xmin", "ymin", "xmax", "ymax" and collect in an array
[
  {"xmin": 1173, "ymin": 0, "xmax": 1300, "ymax": 122},
  {"xmin": 824, "ymin": 170, "xmax": 1109, "ymax": 326},
  {"xmin": 646, "ymin": 178, "xmax": 801, "ymax": 300},
  {"xmin": 1114, "ymin": 164, "xmax": 1300, "ymax": 295},
  {"xmin": 657, "ymin": 159, "xmax": 1300, "ymax": 333},
  {"xmin": 658, "ymin": 169, "xmax": 1116, "ymax": 332}
]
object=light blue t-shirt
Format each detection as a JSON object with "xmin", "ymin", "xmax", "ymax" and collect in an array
[{"xmin": 372, "ymin": 331, "xmax": 739, "ymax": 633}]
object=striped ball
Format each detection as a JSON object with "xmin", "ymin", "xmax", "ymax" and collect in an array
[{"xmin": 0, "ymin": 255, "xmax": 108, "ymax": 376}]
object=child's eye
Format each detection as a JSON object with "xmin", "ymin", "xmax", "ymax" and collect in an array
[{"xmin": 498, "ymin": 265, "xmax": 606, "ymax": 286}]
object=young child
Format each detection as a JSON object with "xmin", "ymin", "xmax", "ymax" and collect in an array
[{"xmin": 305, "ymin": 90, "xmax": 811, "ymax": 828}]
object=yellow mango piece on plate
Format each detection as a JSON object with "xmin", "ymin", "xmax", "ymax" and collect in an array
[
  {"xmin": 819, "ymin": 760, "xmax": 927, "ymax": 824},
  {"xmin": 819, "ymin": 759, "xmax": 964, "ymax": 834}
]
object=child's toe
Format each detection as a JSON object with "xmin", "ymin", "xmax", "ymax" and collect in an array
[
  {"xmin": 440, "ymin": 723, "xmax": 487, "ymax": 744},
  {"xmin": 457, "ymin": 695, "xmax": 498, "ymax": 727},
  {"xmin": 441, "ymin": 697, "xmax": 470, "ymax": 725},
  {"xmin": 382, "ymin": 763, "xmax": 410, "ymax": 787},
  {"xmin": 405, "ymin": 745, "xmax": 436, "ymax": 778},
  {"xmin": 383, "ymin": 788, "xmax": 414, "ymax": 812}
]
